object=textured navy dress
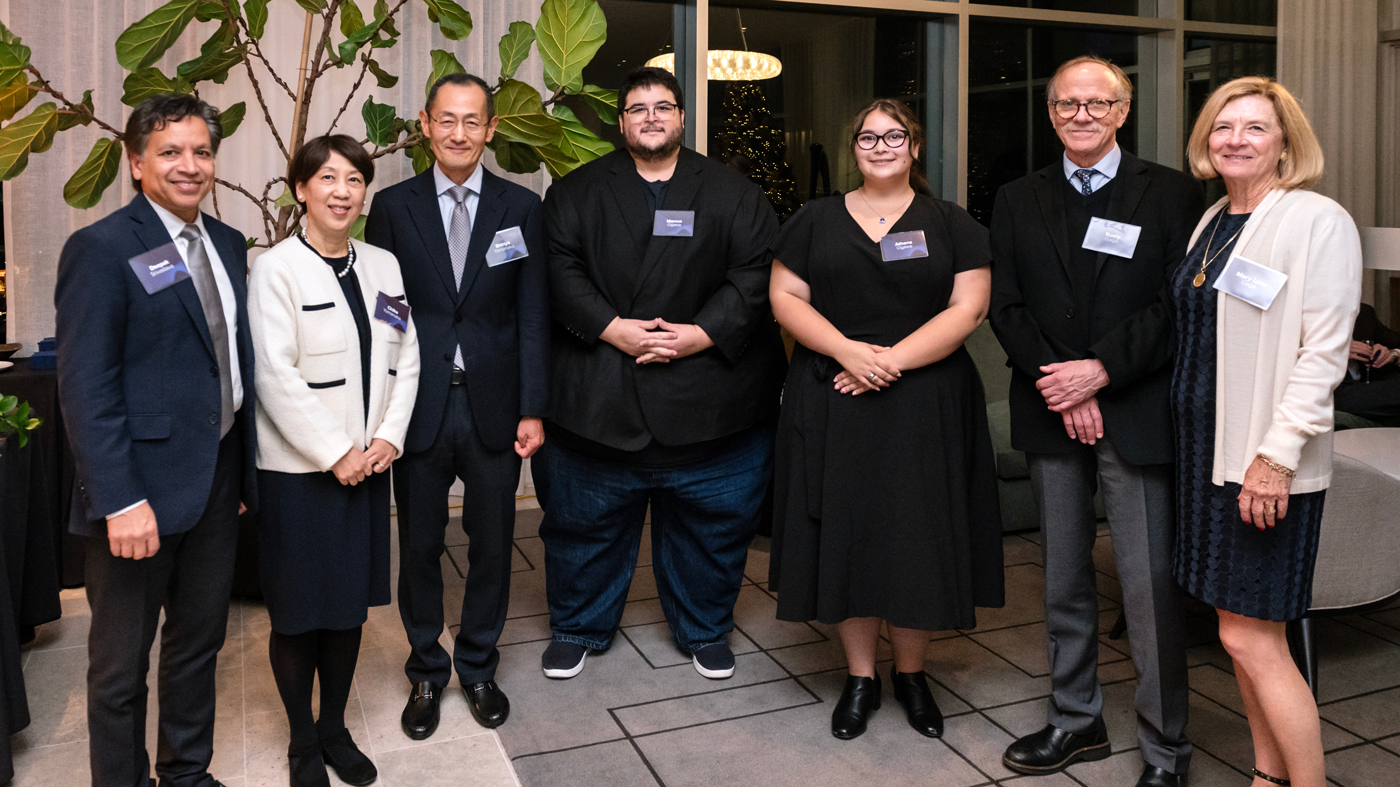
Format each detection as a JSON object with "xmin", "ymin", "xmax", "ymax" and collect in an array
[{"xmin": 1170, "ymin": 211, "xmax": 1325, "ymax": 622}]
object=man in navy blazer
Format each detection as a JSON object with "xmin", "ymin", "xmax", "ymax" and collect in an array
[
  {"xmin": 365, "ymin": 73, "xmax": 548, "ymax": 736},
  {"xmin": 55, "ymin": 94, "xmax": 255, "ymax": 787}
]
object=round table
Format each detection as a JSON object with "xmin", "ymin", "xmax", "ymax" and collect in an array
[{"xmin": 1333, "ymin": 427, "xmax": 1400, "ymax": 480}]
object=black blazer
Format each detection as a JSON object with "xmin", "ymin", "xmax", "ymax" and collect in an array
[
  {"xmin": 365, "ymin": 166, "xmax": 549, "ymax": 454},
  {"xmin": 989, "ymin": 151, "xmax": 1204, "ymax": 464},
  {"xmin": 55, "ymin": 194, "xmax": 258, "ymax": 536},
  {"xmin": 544, "ymin": 148, "xmax": 786, "ymax": 449}
]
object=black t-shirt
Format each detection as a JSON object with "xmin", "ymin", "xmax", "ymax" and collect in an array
[{"xmin": 640, "ymin": 173, "xmax": 669, "ymax": 212}]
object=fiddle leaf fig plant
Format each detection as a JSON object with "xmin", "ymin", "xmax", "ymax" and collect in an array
[{"xmin": 0, "ymin": 0, "xmax": 617, "ymax": 247}]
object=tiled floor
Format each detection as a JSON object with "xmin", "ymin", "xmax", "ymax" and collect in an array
[{"xmin": 12, "ymin": 501, "xmax": 1400, "ymax": 786}]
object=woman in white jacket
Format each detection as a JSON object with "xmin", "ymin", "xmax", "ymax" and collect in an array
[
  {"xmin": 1172, "ymin": 78, "xmax": 1360, "ymax": 787},
  {"xmin": 248, "ymin": 135, "xmax": 420, "ymax": 787}
]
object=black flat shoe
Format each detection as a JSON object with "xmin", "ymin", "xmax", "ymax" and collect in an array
[
  {"xmin": 831, "ymin": 674, "xmax": 881, "ymax": 740},
  {"xmin": 400, "ymin": 681, "xmax": 442, "ymax": 740},
  {"xmin": 319, "ymin": 726, "xmax": 377, "ymax": 785},
  {"xmin": 1137, "ymin": 764, "xmax": 1187, "ymax": 787},
  {"xmin": 287, "ymin": 741, "xmax": 331, "ymax": 787},
  {"xmin": 891, "ymin": 670, "xmax": 944, "ymax": 738},
  {"xmin": 1002, "ymin": 720, "xmax": 1111, "ymax": 774},
  {"xmin": 465, "ymin": 680, "xmax": 511, "ymax": 729}
]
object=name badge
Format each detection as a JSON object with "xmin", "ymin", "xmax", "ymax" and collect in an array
[
  {"xmin": 485, "ymin": 226, "xmax": 528, "ymax": 267},
  {"xmin": 1081, "ymin": 217, "xmax": 1142, "ymax": 259},
  {"xmin": 653, "ymin": 210, "xmax": 695, "ymax": 237},
  {"xmin": 374, "ymin": 292, "xmax": 410, "ymax": 332},
  {"xmin": 128, "ymin": 241, "xmax": 191, "ymax": 295},
  {"xmin": 1213, "ymin": 255, "xmax": 1287, "ymax": 310},
  {"xmin": 879, "ymin": 230, "xmax": 929, "ymax": 262}
]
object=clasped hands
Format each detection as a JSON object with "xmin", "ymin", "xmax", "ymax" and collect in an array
[
  {"xmin": 602, "ymin": 317, "xmax": 713, "ymax": 364},
  {"xmin": 1038, "ymin": 359, "xmax": 1110, "ymax": 445},
  {"xmin": 833, "ymin": 341, "xmax": 902, "ymax": 395},
  {"xmin": 332, "ymin": 438, "xmax": 398, "ymax": 486},
  {"xmin": 1350, "ymin": 340, "xmax": 1397, "ymax": 369}
]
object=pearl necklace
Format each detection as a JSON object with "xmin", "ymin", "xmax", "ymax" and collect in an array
[{"xmin": 302, "ymin": 230, "xmax": 356, "ymax": 278}]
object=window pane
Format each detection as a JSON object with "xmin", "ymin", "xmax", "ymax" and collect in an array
[
  {"xmin": 976, "ymin": 0, "xmax": 1145, "ymax": 16},
  {"xmin": 967, "ymin": 21, "xmax": 1139, "ymax": 224},
  {"xmin": 1183, "ymin": 37, "xmax": 1277, "ymax": 202},
  {"xmin": 566, "ymin": 0, "xmax": 680, "ymax": 151},
  {"xmin": 1186, "ymin": 0, "xmax": 1277, "ymax": 26}
]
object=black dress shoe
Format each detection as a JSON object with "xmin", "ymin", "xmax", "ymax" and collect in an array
[
  {"xmin": 1137, "ymin": 764, "xmax": 1187, "ymax": 787},
  {"xmin": 288, "ymin": 741, "xmax": 332, "ymax": 787},
  {"xmin": 831, "ymin": 674, "xmax": 881, "ymax": 740},
  {"xmin": 319, "ymin": 726, "xmax": 378, "ymax": 785},
  {"xmin": 465, "ymin": 680, "xmax": 511, "ymax": 729},
  {"xmin": 400, "ymin": 681, "xmax": 442, "ymax": 740},
  {"xmin": 891, "ymin": 670, "xmax": 944, "ymax": 738},
  {"xmin": 1002, "ymin": 720, "xmax": 1111, "ymax": 774}
]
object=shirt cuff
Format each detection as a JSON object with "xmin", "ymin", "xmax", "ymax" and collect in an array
[{"xmin": 106, "ymin": 499, "xmax": 149, "ymax": 520}]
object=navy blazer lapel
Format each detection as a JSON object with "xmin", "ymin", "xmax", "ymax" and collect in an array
[
  {"xmin": 606, "ymin": 152, "xmax": 652, "ymax": 262},
  {"xmin": 1031, "ymin": 166, "xmax": 1072, "ymax": 279},
  {"xmin": 403, "ymin": 168, "xmax": 459, "ymax": 298},
  {"xmin": 628, "ymin": 149, "xmax": 705, "ymax": 311},
  {"xmin": 128, "ymin": 195, "xmax": 217, "ymax": 360},
  {"xmin": 1094, "ymin": 152, "xmax": 1150, "ymax": 277},
  {"xmin": 457, "ymin": 168, "xmax": 508, "ymax": 304}
]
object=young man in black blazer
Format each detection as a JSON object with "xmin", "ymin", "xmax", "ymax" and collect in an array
[
  {"xmin": 989, "ymin": 57, "xmax": 1204, "ymax": 787},
  {"xmin": 364, "ymin": 73, "xmax": 549, "ymax": 736},
  {"xmin": 56, "ymin": 93, "xmax": 257, "ymax": 787},
  {"xmin": 536, "ymin": 67, "xmax": 785, "ymax": 681}
]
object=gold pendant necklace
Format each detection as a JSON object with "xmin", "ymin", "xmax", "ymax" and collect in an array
[{"xmin": 1193, "ymin": 212, "xmax": 1246, "ymax": 287}]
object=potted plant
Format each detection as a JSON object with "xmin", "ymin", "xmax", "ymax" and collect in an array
[
  {"xmin": 0, "ymin": 394, "xmax": 41, "ymax": 455},
  {"xmin": 0, "ymin": 394, "xmax": 43, "ymax": 529}
]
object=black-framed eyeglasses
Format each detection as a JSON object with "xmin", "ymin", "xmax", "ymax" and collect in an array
[
  {"xmin": 1049, "ymin": 99, "xmax": 1121, "ymax": 120},
  {"xmin": 427, "ymin": 113, "xmax": 487, "ymax": 133},
  {"xmin": 854, "ymin": 129, "xmax": 908, "ymax": 150},
  {"xmin": 622, "ymin": 102, "xmax": 678, "ymax": 119}
]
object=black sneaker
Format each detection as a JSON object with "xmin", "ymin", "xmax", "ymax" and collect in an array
[
  {"xmin": 692, "ymin": 642, "xmax": 735, "ymax": 679},
  {"xmin": 542, "ymin": 640, "xmax": 588, "ymax": 679}
]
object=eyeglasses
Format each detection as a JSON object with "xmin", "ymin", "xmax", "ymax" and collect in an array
[
  {"xmin": 622, "ymin": 102, "xmax": 678, "ymax": 119},
  {"xmin": 427, "ymin": 114, "xmax": 487, "ymax": 133},
  {"xmin": 1049, "ymin": 99, "xmax": 1121, "ymax": 120},
  {"xmin": 854, "ymin": 129, "xmax": 908, "ymax": 150}
]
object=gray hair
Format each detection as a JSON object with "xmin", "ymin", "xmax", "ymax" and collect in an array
[
  {"xmin": 1046, "ymin": 55, "xmax": 1133, "ymax": 103},
  {"xmin": 124, "ymin": 93, "xmax": 224, "ymax": 192}
]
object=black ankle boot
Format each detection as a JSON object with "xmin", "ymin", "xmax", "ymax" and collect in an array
[
  {"xmin": 319, "ymin": 726, "xmax": 377, "ymax": 785},
  {"xmin": 891, "ymin": 670, "xmax": 944, "ymax": 738},
  {"xmin": 287, "ymin": 741, "xmax": 331, "ymax": 787},
  {"xmin": 831, "ymin": 673, "xmax": 882, "ymax": 739}
]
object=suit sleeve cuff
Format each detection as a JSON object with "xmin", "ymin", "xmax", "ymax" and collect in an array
[{"xmin": 106, "ymin": 499, "xmax": 149, "ymax": 520}]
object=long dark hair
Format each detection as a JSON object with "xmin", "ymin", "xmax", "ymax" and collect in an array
[{"xmin": 849, "ymin": 98, "xmax": 930, "ymax": 197}]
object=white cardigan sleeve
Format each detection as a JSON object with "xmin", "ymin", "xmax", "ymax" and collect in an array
[
  {"xmin": 1255, "ymin": 203, "xmax": 1363, "ymax": 469},
  {"xmin": 372, "ymin": 305, "xmax": 420, "ymax": 457},
  {"xmin": 248, "ymin": 254, "xmax": 356, "ymax": 471}
]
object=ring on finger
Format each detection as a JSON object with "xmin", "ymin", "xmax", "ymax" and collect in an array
[{"xmin": 867, "ymin": 372, "xmax": 876, "ymax": 381}]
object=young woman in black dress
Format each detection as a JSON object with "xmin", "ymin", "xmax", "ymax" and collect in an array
[{"xmin": 769, "ymin": 99, "xmax": 1004, "ymax": 740}]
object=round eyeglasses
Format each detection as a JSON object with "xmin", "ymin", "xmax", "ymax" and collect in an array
[
  {"xmin": 854, "ymin": 129, "xmax": 908, "ymax": 150},
  {"xmin": 1049, "ymin": 99, "xmax": 1121, "ymax": 120}
]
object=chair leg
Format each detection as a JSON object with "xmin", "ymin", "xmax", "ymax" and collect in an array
[
  {"xmin": 1109, "ymin": 610, "xmax": 1127, "ymax": 640},
  {"xmin": 1286, "ymin": 616, "xmax": 1319, "ymax": 698}
]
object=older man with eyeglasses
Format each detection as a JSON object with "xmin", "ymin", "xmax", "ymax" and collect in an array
[
  {"xmin": 533, "ymin": 66, "xmax": 786, "ymax": 682},
  {"xmin": 988, "ymin": 56, "xmax": 1205, "ymax": 787}
]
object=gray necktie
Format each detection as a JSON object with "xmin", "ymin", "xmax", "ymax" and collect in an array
[
  {"xmin": 447, "ymin": 185, "xmax": 471, "ymax": 370},
  {"xmin": 180, "ymin": 224, "xmax": 234, "ymax": 437},
  {"xmin": 1074, "ymin": 168, "xmax": 1097, "ymax": 195}
]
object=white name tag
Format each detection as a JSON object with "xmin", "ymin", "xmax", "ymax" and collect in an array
[
  {"xmin": 1081, "ymin": 217, "xmax": 1142, "ymax": 259},
  {"xmin": 1213, "ymin": 254, "xmax": 1287, "ymax": 310}
]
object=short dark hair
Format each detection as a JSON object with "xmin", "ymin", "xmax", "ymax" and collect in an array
[
  {"xmin": 124, "ymin": 93, "xmax": 224, "ymax": 192},
  {"xmin": 287, "ymin": 134, "xmax": 375, "ymax": 205},
  {"xmin": 618, "ymin": 67, "xmax": 685, "ymax": 115},
  {"xmin": 426, "ymin": 72, "xmax": 494, "ymax": 117}
]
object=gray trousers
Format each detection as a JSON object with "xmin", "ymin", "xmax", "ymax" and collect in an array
[{"xmin": 1028, "ymin": 439, "xmax": 1192, "ymax": 774}]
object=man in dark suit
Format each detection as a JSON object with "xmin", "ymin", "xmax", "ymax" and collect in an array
[
  {"xmin": 364, "ymin": 73, "xmax": 548, "ymax": 737},
  {"xmin": 989, "ymin": 57, "xmax": 1204, "ymax": 787},
  {"xmin": 56, "ymin": 93, "xmax": 256, "ymax": 787},
  {"xmin": 535, "ymin": 67, "xmax": 785, "ymax": 681}
]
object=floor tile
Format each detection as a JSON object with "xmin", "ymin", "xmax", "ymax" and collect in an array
[
  {"xmin": 922, "ymin": 636, "xmax": 1050, "ymax": 710},
  {"xmin": 938, "ymin": 710, "xmax": 1019, "ymax": 780},
  {"xmin": 1325, "ymin": 743, "xmax": 1400, "ymax": 787},
  {"xmin": 512, "ymin": 740, "xmax": 654, "ymax": 787},
  {"xmin": 499, "ymin": 613, "xmax": 553, "ymax": 647},
  {"xmin": 16, "ymin": 645, "xmax": 90, "ymax": 748},
  {"xmin": 970, "ymin": 622, "xmax": 1126, "ymax": 677},
  {"xmin": 6, "ymin": 739, "xmax": 90, "ymax": 787},
  {"xmin": 965, "ymin": 564, "xmax": 1045, "ymax": 634},
  {"xmin": 375, "ymin": 732, "xmax": 516, "ymax": 787},
  {"xmin": 614, "ymin": 678, "xmax": 816, "ymax": 736},
  {"xmin": 27, "ymin": 591, "xmax": 91, "ymax": 652},
  {"xmin": 1002, "ymin": 536, "xmax": 1043, "ymax": 567},
  {"xmin": 620, "ymin": 622, "xmax": 757, "ymax": 669},
  {"xmin": 765, "ymin": 633, "xmax": 889, "ymax": 676},
  {"xmin": 1312, "ymin": 619, "xmax": 1400, "ymax": 704},
  {"xmin": 1377, "ymin": 734, "xmax": 1400, "ymax": 756},
  {"xmin": 1320, "ymin": 686, "xmax": 1400, "ymax": 740},
  {"xmin": 731, "ymin": 586, "xmax": 826, "ymax": 650}
]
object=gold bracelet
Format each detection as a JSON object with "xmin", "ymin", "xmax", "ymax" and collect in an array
[{"xmin": 1257, "ymin": 454, "xmax": 1296, "ymax": 478}]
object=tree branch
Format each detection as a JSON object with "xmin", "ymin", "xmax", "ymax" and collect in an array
[
  {"xmin": 311, "ymin": 0, "xmax": 410, "ymax": 82},
  {"xmin": 215, "ymin": 177, "xmax": 276, "ymax": 243},
  {"xmin": 235, "ymin": 44, "xmax": 289, "ymax": 160},
  {"xmin": 222, "ymin": 0, "xmax": 296, "ymax": 100},
  {"xmin": 24, "ymin": 66, "xmax": 123, "ymax": 137},
  {"xmin": 370, "ymin": 132, "xmax": 422, "ymax": 159},
  {"xmin": 328, "ymin": 54, "xmax": 373, "ymax": 134}
]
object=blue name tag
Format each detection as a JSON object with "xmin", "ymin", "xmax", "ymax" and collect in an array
[
  {"xmin": 374, "ymin": 292, "xmax": 410, "ymax": 332},
  {"xmin": 1213, "ymin": 254, "xmax": 1288, "ymax": 310},
  {"xmin": 128, "ymin": 241, "xmax": 191, "ymax": 295},
  {"xmin": 879, "ymin": 230, "xmax": 928, "ymax": 262},
  {"xmin": 485, "ymin": 226, "xmax": 528, "ymax": 267},
  {"xmin": 653, "ymin": 210, "xmax": 695, "ymax": 237}
]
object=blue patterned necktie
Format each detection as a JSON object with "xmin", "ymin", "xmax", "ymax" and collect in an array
[{"xmin": 1074, "ymin": 168, "xmax": 1097, "ymax": 195}]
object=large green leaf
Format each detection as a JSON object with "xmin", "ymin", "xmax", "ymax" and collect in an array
[
  {"xmin": 0, "ymin": 38, "xmax": 31, "ymax": 88},
  {"xmin": 579, "ymin": 84, "xmax": 617, "ymax": 125},
  {"xmin": 550, "ymin": 104, "xmax": 612, "ymax": 167},
  {"xmin": 218, "ymin": 101, "xmax": 246, "ymax": 138},
  {"xmin": 337, "ymin": 12, "xmax": 390, "ymax": 65},
  {"xmin": 424, "ymin": 0, "xmax": 472, "ymax": 41},
  {"xmin": 195, "ymin": 1, "xmax": 235, "ymax": 22},
  {"xmin": 55, "ymin": 89, "xmax": 94, "ymax": 131},
  {"xmin": 244, "ymin": 0, "xmax": 269, "ymax": 38},
  {"xmin": 489, "ymin": 138, "xmax": 541, "ymax": 174},
  {"xmin": 177, "ymin": 25, "xmax": 243, "ymax": 85},
  {"xmin": 423, "ymin": 49, "xmax": 465, "ymax": 100},
  {"xmin": 364, "ymin": 57, "xmax": 398, "ymax": 88},
  {"xmin": 121, "ymin": 68, "xmax": 178, "ymax": 106},
  {"xmin": 409, "ymin": 139, "xmax": 434, "ymax": 174},
  {"xmin": 339, "ymin": 0, "xmax": 365, "ymax": 37},
  {"xmin": 294, "ymin": 0, "xmax": 328, "ymax": 11},
  {"xmin": 493, "ymin": 79, "xmax": 561, "ymax": 147},
  {"xmin": 0, "ymin": 75, "xmax": 36, "ymax": 124},
  {"xmin": 116, "ymin": 0, "xmax": 202, "ymax": 72},
  {"xmin": 361, "ymin": 95, "xmax": 396, "ymax": 147},
  {"xmin": 535, "ymin": 143, "xmax": 577, "ymax": 179},
  {"xmin": 535, "ymin": 0, "xmax": 606, "ymax": 94},
  {"xmin": 63, "ymin": 137, "xmax": 123, "ymax": 209},
  {"xmin": 0, "ymin": 102, "xmax": 57, "ymax": 180},
  {"xmin": 349, "ymin": 214, "xmax": 367, "ymax": 241},
  {"xmin": 275, "ymin": 186, "xmax": 298, "ymax": 207},
  {"xmin": 498, "ymin": 21, "xmax": 535, "ymax": 81},
  {"xmin": 0, "ymin": 19, "xmax": 21, "ymax": 46}
]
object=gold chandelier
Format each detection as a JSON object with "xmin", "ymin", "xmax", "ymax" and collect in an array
[{"xmin": 644, "ymin": 10, "xmax": 781, "ymax": 81}]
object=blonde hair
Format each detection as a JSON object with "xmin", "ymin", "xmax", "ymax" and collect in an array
[
  {"xmin": 1046, "ymin": 56, "xmax": 1133, "ymax": 103},
  {"xmin": 1187, "ymin": 76, "xmax": 1323, "ymax": 189}
]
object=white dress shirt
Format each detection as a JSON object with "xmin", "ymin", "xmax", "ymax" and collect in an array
[
  {"xmin": 434, "ymin": 161, "xmax": 483, "ymax": 243},
  {"xmin": 1061, "ymin": 143, "xmax": 1122, "ymax": 194}
]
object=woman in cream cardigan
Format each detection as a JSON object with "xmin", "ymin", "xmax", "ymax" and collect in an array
[
  {"xmin": 1172, "ymin": 78, "xmax": 1360, "ymax": 787},
  {"xmin": 248, "ymin": 134, "xmax": 420, "ymax": 787}
]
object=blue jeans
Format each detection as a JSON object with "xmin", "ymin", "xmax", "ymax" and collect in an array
[{"xmin": 535, "ymin": 424, "xmax": 773, "ymax": 652}]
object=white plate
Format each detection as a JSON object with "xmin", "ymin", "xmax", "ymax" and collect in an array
[{"xmin": 0, "ymin": 361, "xmax": 14, "ymax": 372}]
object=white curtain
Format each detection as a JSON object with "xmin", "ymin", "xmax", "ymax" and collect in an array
[{"xmin": 2, "ymin": 0, "xmax": 550, "ymax": 354}]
